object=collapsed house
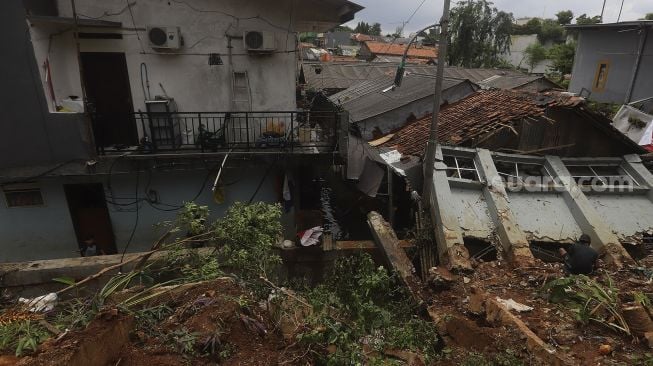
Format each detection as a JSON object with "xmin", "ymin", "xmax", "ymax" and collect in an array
[
  {"xmin": 422, "ymin": 145, "xmax": 653, "ymax": 270},
  {"xmin": 383, "ymin": 89, "xmax": 645, "ymax": 157}
]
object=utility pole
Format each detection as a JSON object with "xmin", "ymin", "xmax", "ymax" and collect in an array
[{"xmin": 422, "ymin": 0, "xmax": 451, "ymax": 206}]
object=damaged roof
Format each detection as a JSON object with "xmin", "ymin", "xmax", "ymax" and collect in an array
[
  {"xmin": 363, "ymin": 41, "xmax": 437, "ymax": 59},
  {"xmin": 383, "ymin": 89, "xmax": 643, "ymax": 157},
  {"xmin": 329, "ymin": 74, "xmax": 476, "ymax": 123}
]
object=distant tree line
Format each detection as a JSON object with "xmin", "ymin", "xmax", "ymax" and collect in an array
[{"xmin": 353, "ymin": 21, "xmax": 382, "ymax": 36}]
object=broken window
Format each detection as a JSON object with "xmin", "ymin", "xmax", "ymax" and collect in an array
[
  {"xmin": 464, "ymin": 237, "xmax": 497, "ymax": 261},
  {"xmin": 443, "ymin": 155, "xmax": 480, "ymax": 181},
  {"xmin": 566, "ymin": 164, "xmax": 639, "ymax": 188},
  {"xmin": 3, "ymin": 183, "xmax": 44, "ymax": 208},
  {"xmin": 592, "ymin": 61, "xmax": 610, "ymax": 91},
  {"xmin": 529, "ymin": 241, "xmax": 566, "ymax": 263},
  {"xmin": 494, "ymin": 160, "xmax": 555, "ymax": 189}
]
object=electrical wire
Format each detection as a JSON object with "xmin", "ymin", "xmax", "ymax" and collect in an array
[
  {"xmin": 168, "ymin": 0, "xmax": 295, "ymax": 33},
  {"xmin": 76, "ymin": 2, "xmax": 135, "ymax": 19},
  {"xmin": 120, "ymin": 162, "xmax": 140, "ymax": 262},
  {"xmin": 125, "ymin": 0, "xmax": 146, "ymax": 54},
  {"xmin": 0, "ymin": 159, "xmax": 78, "ymax": 185},
  {"xmin": 140, "ymin": 62, "xmax": 151, "ymax": 101},
  {"xmin": 248, "ymin": 159, "xmax": 277, "ymax": 204}
]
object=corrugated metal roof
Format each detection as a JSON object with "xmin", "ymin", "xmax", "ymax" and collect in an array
[
  {"xmin": 565, "ymin": 20, "xmax": 653, "ymax": 29},
  {"xmin": 329, "ymin": 74, "xmax": 471, "ymax": 123},
  {"xmin": 478, "ymin": 74, "xmax": 560, "ymax": 91},
  {"xmin": 301, "ymin": 62, "xmax": 537, "ymax": 91}
]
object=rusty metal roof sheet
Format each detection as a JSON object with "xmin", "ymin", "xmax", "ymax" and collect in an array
[{"xmin": 364, "ymin": 41, "xmax": 437, "ymax": 59}]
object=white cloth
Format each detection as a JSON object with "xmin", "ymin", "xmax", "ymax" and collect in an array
[
  {"xmin": 19, "ymin": 293, "xmax": 58, "ymax": 312},
  {"xmin": 300, "ymin": 226, "xmax": 323, "ymax": 247}
]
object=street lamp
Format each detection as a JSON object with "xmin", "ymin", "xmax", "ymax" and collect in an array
[{"xmin": 392, "ymin": 23, "xmax": 439, "ymax": 87}]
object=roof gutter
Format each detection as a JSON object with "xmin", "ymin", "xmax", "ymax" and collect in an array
[{"xmin": 625, "ymin": 25, "xmax": 649, "ymax": 103}]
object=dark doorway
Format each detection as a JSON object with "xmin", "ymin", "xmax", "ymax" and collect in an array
[
  {"xmin": 64, "ymin": 183, "xmax": 117, "ymax": 255},
  {"xmin": 80, "ymin": 52, "xmax": 137, "ymax": 148}
]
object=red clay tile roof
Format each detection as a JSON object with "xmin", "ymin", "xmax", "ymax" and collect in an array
[
  {"xmin": 384, "ymin": 90, "xmax": 583, "ymax": 156},
  {"xmin": 364, "ymin": 41, "xmax": 437, "ymax": 59}
]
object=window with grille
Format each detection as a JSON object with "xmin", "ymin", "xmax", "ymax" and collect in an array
[{"xmin": 3, "ymin": 184, "xmax": 44, "ymax": 208}]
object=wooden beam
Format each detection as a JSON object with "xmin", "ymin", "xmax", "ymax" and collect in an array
[{"xmin": 367, "ymin": 211, "xmax": 424, "ymax": 304}]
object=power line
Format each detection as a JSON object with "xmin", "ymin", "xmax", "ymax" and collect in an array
[{"xmin": 125, "ymin": 0, "xmax": 145, "ymax": 54}]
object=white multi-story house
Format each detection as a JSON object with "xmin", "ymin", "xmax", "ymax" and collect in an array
[{"xmin": 0, "ymin": 0, "xmax": 362, "ymax": 262}]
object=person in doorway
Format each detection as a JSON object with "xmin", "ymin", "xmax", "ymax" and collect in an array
[
  {"xmin": 80, "ymin": 236, "xmax": 104, "ymax": 257},
  {"xmin": 558, "ymin": 234, "xmax": 598, "ymax": 275}
]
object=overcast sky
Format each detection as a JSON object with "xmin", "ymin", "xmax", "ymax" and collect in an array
[{"xmin": 345, "ymin": 0, "xmax": 653, "ymax": 35}]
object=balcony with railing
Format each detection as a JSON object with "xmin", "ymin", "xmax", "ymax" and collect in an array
[{"xmin": 92, "ymin": 110, "xmax": 343, "ymax": 155}]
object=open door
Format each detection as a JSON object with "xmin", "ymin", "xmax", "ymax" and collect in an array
[
  {"xmin": 81, "ymin": 52, "xmax": 137, "ymax": 148},
  {"xmin": 64, "ymin": 183, "xmax": 117, "ymax": 255}
]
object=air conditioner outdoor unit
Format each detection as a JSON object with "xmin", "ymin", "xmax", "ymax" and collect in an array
[
  {"xmin": 243, "ymin": 30, "xmax": 276, "ymax": 53},
  {"xmin": 147, "ymin": 26, "xmax": 181, "ymax": 50}
]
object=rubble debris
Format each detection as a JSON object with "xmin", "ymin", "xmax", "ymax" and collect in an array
[
  {"xmin": 427, "ymin": 266, "xmax": 457, "ymax": 290},
  {"xmin": 467, "ymin": 286, "xmax": 487, "ymax": 314},
  {"xmin": 598, "ymin": 344, "xmax": 613, "ymax": 355},
  {"xmin": 485, "ymin": 297, "xmax": 573, "ymax": 365},
  {"xmin": 622, "ymin": 304, "xmax": 653, "ymax": 337},
  {"xmin": 496, "ymin": 297, "xmax": 534, "ymax": 313}
]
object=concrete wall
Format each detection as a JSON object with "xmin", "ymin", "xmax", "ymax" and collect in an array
[
  {"xmin": 501, "ymin": 34, "xmax": 552, "ymax": 74},
  {"xmin": 0, "ymin": 166, "xmax": 279, "ymax": 263},
  {"xmin": 450, "ymin": 187, "xmax": 494, "ymax": 239},
  {"xmin": 569, "ymin": 27, "xmax": 653, "ymax": 104},
  {"xmin": 0, "ymin": 1, "xmax": 92, "ymax": 169},
  {"xmin": 29, "ymin": 0, "xmax": 300, "ymax": 114},
  {"xmin": 588, "ymin": 194, "xmax": 653, "ymax": 240},
  {"xmin": 507, "ymin": 192, "xmax": 581, "ymax": 241},
  {"xmin": 436, "ymin": 147, "xmax": 653, "ymax": 245}
]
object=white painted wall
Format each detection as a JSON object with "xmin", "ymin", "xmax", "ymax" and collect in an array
[
  {"xmin": 30, "ymin": 24, "xmax": 84, "ymax": 111},
  {"xmin": 501, "ymin": 34, "xmax": 553, "ymax": 74},
  {"xmin": 29, "ymin": 0, "xmax": 304, "ymax": 114},
  {"xmin": 0, "ymin": 180, "xmax": 80, "ymax": 261},
  {"xmin": 0, "ymin": 166, "xmax": 280, "ymax": 263}
]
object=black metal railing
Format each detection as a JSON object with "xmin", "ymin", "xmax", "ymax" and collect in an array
[{"xmin": 93, "ymin": 111, "xmax": 342, "ymax": 154}]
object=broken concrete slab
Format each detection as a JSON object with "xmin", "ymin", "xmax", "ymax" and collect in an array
[
  {"xmin": 426, "ymin": 146, "xmax": 473, "ymax": 272},
  {"xmin": 467, "ymin": 286, "xmax": 487, "ymax": 314},
  {"xmin": 0, "ymin": 249, "xmax": 214, "ymax": 297},
  {"xmin": 544, "ymin": 156, "xmax": 634, "ymax": 268},
  {"xmin": 485, "ymin": 297, "xmax": 572, "ymax": 365},
  {"xmin": 367, "ymin": 211, "xmax": 425, "ymax": 304},
  {"xmin": 427, "ymin": 266, "xmax": 458, "ymax": 291},
  {"xmin": 475, "ymin": 149, "xmax": 536, "ymax": 267},
  {"xmin": 622, "ymin": 304, "xmax": 653, "ymax": 337}
]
